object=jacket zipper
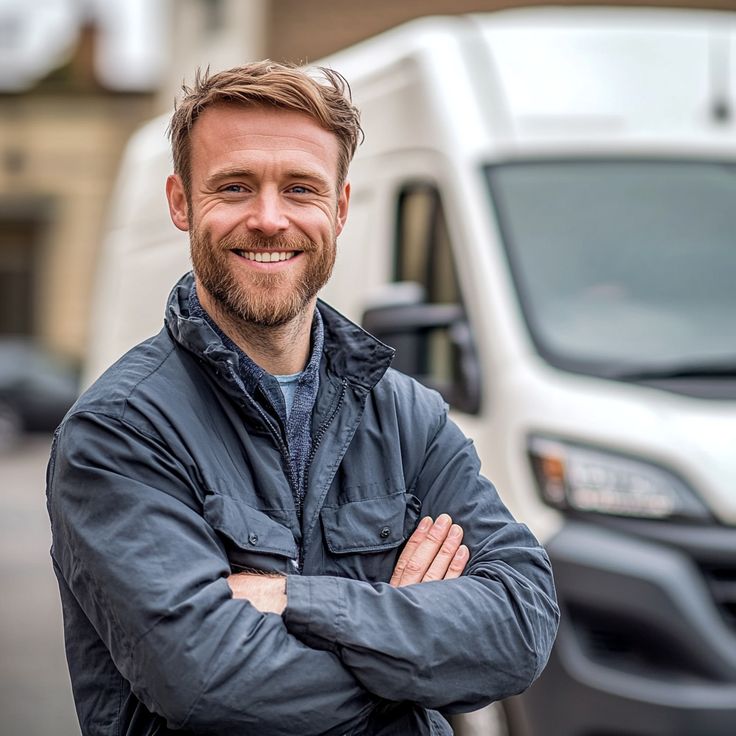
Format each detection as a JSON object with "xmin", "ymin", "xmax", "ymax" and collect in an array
[
  {"xmin": 307, "ymin": 379, "xmax": 348, "ymax": 469},
  {"xmin": 244, "ymin": 398, "xmax": 308, "ymax": 571},
  {"xmin": 239, "ymin": 392, "xmax": 300, "ymax": 512},
  {"xmin": 239, "ymin": 376, "xmax": 348, "ymax": 573},
  {"xmin": 298, "ymin": 378, "xmax": 348, "ymax": 573}
]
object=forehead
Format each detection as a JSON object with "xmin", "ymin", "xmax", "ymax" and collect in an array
[{"xmin": 188, "ymin": 103, "xmax": 340, "ymax": 180}]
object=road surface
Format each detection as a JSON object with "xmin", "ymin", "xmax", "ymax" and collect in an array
[{"xmin": 0, "ymin": 435, "xmax": 80, "ymax": 736}]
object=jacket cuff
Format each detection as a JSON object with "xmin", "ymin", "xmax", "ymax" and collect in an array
[{"xmin": 283, "ymin": 574, "xmax": 344, "ymax": 653}]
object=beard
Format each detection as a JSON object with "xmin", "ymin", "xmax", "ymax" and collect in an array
[{"xmin": 190, "ymin": 227, "xmax": 336, "ymax": 328}]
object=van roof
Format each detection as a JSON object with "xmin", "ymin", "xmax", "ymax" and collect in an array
[{"xmin": 322, "ymin": 7, "xmax": 736, "ymax": 157}]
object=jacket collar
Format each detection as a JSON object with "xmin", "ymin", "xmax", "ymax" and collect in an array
[
  {"xmin": 165, "ymin": 272, "xmax": 395, "ymax": 393},
  {"xmin": 316, "ymin": 299, "xmax": 394, "ymax": 393}
]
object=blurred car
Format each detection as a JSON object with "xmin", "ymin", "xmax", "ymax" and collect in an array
[{"xmin": 0, "ymin": 338, "xmax": 79, "ymax": 449}]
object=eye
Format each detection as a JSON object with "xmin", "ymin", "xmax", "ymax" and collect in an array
[
  {"xmin": 221, "ymin": 184, "xmax": 246, "ymax": 193},
  {"xmin": 288, "ymin": 185, "xmax": 311, "ymax": 195}
]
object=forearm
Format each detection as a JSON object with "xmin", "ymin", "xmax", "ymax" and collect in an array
[
  {"xmin": 54, "ymin": 540, "xmax": 378, "ymax": 734},
  {"xmin": 166, "ymin": 589, "xmax": 378, "ymax": 734},
  {"xmin": 283, "ymin": 553, "xmax": 558, "ymax": 711},
  {"xmin": 228, "ymin": 571, "xmax": 287, "ymax": 613}
]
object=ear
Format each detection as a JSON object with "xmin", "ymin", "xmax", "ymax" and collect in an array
[
  {"xmin": 166, "ymin": 174, "xmax": 190, "ymax": 232},
  {"xmin": 335, "ymin": 181, "xmax": 351, "ymax": 237}
]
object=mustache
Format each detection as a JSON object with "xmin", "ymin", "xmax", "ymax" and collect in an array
[{"xmin": 218, "ymin": 232, "xmax": 317, "ymax": 253}]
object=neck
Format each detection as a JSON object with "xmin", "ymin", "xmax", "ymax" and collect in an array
[{"xmin": 196, "ymin": 284, "xmax": 314, "ymax": 375}]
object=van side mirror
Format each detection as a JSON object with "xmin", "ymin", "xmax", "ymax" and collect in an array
[{"xmin": 361, "ymin": 283, "xmax": 481, "ymax": 414}]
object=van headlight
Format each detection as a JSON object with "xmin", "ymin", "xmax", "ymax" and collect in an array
[{"xmin": 528, "ymin": 436, "xmax": 710, "ymax": 521}]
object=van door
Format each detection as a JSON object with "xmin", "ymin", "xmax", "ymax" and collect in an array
[{"xmin": 351, "ymin": 155, "xmax": 482, "ymax": 418}]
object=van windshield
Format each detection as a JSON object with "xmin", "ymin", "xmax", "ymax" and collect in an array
[{"xmin": 486, "ymin": 160, "xmax": 736, "ymax": 390}]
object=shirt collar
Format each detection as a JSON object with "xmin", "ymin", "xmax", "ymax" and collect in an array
[{"xmin": 187, "ymin": 281, "xmax": 324, "ymax": 395}]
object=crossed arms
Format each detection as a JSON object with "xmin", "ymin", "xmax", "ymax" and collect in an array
[
  {"xmin": 229, "ymin": 513, "xmax": 470, "ymax": 612},
  {"xmin": 48, "ymin": 409, "xmax": 558, "ymax": 735}
]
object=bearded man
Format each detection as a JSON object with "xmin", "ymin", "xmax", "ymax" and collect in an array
[{"xmin": 47, "ymin": 62, "xmax": 558, "ymax": 736}]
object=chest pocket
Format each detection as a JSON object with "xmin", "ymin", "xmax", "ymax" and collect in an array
[
  {"xmin": 204, "ymin": 493, "xmax": 298, "ymax": 574},
  {"xmin": 320, "ymin": 491, "xmax": 421, "ymax": 581}
]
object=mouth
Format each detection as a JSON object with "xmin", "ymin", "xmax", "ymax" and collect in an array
[{"xmin": 232, "ymin": 249, "xmax": 300, "ymax": 263}]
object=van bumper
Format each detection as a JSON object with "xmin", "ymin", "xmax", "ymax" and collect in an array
[{"xmin": 515, "ymin": 519, "xmax": 736, "ymax": 736}]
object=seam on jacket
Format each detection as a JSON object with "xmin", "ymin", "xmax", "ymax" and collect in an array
[
  {"xmin": 63, "ymin": 341, "xmax": 177, "ymax": 430},
  {"xmin": 334, "ymin": 576, "xmax": 347, "ymax": 646},
  {"xmin": 116, "ymin": 670, "xmax": 123, "ymax": 736},
  {"xmin": 406, "ymin": 406, "xmax": 447, "ymax": 497},
  {"xmin": 320, "ymin": 489, "xmax": 408, "ymax": 508},
  {"xmin": 67, "ymin": 408, "xmax": 176, "ymax": 451},
  {"xmin": 62, "ymin": 346, "xmax": 176, "ymax": 442},
  {"xmin": 324, "ymin": 540, "xmax": 405, "ymax": 554},
  {"xmin": 120, "ymin": 342, "xmax": 178, "ymax": 424}
]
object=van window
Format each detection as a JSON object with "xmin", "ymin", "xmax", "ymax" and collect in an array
[
  {"xmin": 487, "ymin": 160, "xmax": 736, "ymax": 397},
  {"xmin": 396, "ymin": 184, "xmax": 460, "ymax": 304},
  {"xmin": 391, "ymin": 183, "xmax": 479, "ymax": 413}
]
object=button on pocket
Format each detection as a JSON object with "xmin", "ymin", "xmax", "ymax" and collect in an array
[
  {"xmin": 204, "ymin": 493, "xmax": 297, "ymax": 573},
  {"xmin": 321, "ymin": 492, "xmax": 421, "ymax": 554}
]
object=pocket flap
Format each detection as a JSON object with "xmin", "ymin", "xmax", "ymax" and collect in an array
[
  {"xmin": 204, "ymin": 494, "xmax": 297, "ymax": 558},
  {"xmin": 321, "ymin": 492, "xmax": 420, "ymax": 554}
]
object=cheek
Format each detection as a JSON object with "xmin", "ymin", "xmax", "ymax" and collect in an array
[
  {"xmin": 297, "ymin": 209, "xmax": 338, "ymax": 241},
  {"xmin": 193, "ymin": 202, "xmax": 242, "ymax": 238}
]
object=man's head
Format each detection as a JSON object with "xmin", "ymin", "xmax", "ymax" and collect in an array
[
  {"xmin": 165, "ymin": 61, "xmax": 362, "ymax": 330},
  {"xmin": 169, "ymin": 61, "xmax": 362, "ymax": 203}
]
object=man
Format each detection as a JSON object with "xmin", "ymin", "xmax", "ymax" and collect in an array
[{"xmin": 47, "ymin": 62, "xmax": 558, "ymax": 735}]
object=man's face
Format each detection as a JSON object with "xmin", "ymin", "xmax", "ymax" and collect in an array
[{"xmin": 166, "ymin": 103, "xmax": 350, "ymax": 327}]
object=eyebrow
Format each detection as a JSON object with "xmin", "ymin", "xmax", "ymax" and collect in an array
[
  {"xmin": 286, "ymin": 169, "xmax": 331, "ymax": 188},
  {"xmin": 204, "ymin": 167, "xmax": 255, "ymax": 189},
  {"xmin": 205, "ymin": 167, "xmax": 332, "ymax": 190}
]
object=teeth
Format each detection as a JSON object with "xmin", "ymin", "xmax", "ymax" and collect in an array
[{"xmin": 242, "ymin": 251, "xmax": 296, "ymax": 263}]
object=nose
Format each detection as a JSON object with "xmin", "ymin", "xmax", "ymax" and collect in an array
[{"xmin": 245, "ymin": 189, "xmax": 289, "ymax": 237}]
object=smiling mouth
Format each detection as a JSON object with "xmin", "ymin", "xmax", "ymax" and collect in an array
[{"xmin": 233, "ymin": 250, "xmax": 300, "ymax": 263}]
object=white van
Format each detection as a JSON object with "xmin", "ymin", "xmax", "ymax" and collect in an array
[{"xmin": 88, "ymin": 8, "xmax": 736, "ymax": 735}]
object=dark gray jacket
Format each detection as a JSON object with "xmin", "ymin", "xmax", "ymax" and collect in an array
[{"xmin": 47, "ymin": 273, "xmax": 559, "ymax": 736}]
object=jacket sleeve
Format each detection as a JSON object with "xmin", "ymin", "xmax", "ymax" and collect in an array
[
  {"xmin": 283, "ymin": 409, "xmax": 560, "ymax": 713},
  {"xmin": 47, "ymin": 410, "xmax": 377, "ymax": 735}
]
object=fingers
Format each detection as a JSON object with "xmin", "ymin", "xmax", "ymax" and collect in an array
[
  {"xmin": 422, "ymin": 523, "xmax": 464, "ymax": 582},
  {"xmin": 390, "ymin": 516, "xmax": 433, "ymax": 586},
  {"xmin": 443, "ymin": 544, "xmax": 469, "ymax": 580},
  {"xmin": 391, "ymin": 514, "xmax": 471, "ymax": 587},
  {"xmin": 397, "ymin": 514, "xmax": 452, "ymax": 586}
]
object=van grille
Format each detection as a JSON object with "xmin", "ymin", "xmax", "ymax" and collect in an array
[
  {"xmin": 567, "ymin": 603, "xmax": 716, "ymax": 680},
  {"xmin": 700, "ymin": 563, "xmax": 736, "ymax": 633}
]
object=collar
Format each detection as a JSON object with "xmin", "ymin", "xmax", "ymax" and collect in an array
[
  {"xmin": 165, "ymin": 272, "xmax": 394, "ymax": 393},
  {"xmin": 186, "ymin": 279, "xmax": 324, "ymax": 417}
]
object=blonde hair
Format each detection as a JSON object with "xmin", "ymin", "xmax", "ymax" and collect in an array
[{"xmin": 168, "ymin": 61, "xmax": 363, "ymax": 195}]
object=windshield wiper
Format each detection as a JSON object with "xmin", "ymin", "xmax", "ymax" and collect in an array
[{"xmin": 613, "ymin": 360, "xmax": 736, "ymax": 381}]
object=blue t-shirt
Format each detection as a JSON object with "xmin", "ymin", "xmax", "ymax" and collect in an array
[{"xmin": 274, "ymin": 371, "xmax": 302, "ymax": 419}]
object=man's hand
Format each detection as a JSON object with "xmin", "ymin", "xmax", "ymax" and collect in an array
[
  {"xmin": 227, "ymin": 573, "xmax": 287, "ymax": 614},
  {"xmin": 390, "ymin": 514, "xmax": 469, "ymax": 587}
]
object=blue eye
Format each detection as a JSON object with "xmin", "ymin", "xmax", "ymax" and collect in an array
[{"xmin": 289, "ymin": 185, "xmax": 310, "ymax": 194}]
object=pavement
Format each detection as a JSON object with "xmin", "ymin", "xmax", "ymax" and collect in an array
[{"xmin": 0, "ymin": 434, "xmax": 80, "ymax": 736}]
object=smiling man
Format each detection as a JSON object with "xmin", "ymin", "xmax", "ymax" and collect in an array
[{"xmin": 47, "ymin": 62, "xmax": 558, "ymax": 736}]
